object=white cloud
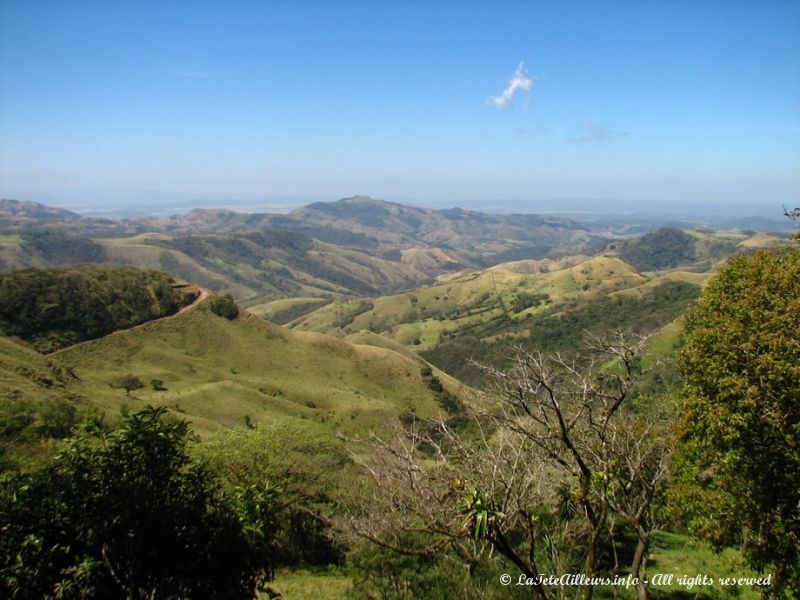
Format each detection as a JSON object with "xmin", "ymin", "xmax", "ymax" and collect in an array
[
  {"xmin": 488, "ymin": 62, "xmax": 534, "ymax": 109},
  {"xmin": 571, "ymin": 122, "xmax": 631, "ymax": 142}
]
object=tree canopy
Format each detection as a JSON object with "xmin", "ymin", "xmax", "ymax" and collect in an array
[
  {"xmin": 678, "ymin": 246, "xmax": 800, "ymax": 596},
  {"xmin": 0, "ymin": 265, "xmax": 194, "ymax": 351},
  {"xmin": 0, "ymin": 407, "xmax": 262, "ymax": 599}
]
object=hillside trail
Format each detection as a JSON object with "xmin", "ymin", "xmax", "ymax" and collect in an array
[
  {"xmin": 178, "ymin": 286, "xmax": 210, "ymax": 313},
  {"xmin": 49, "ymin": 286, "xmax": 210, "ymax": 355}
]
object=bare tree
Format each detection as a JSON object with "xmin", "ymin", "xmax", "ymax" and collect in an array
[{"xmin": 340, "ymin": 332, "xmax": 672, "ymax": 600}]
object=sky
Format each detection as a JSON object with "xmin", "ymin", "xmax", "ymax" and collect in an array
[{"xmin": 1, "ymin": 0, "xmax": 799, "ymax": 215}]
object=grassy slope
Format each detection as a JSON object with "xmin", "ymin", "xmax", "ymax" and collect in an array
[
  {"xmin": 49, "ymin": 302, "xmax": 452, "ymax": 437},
  {"xmin": 289, "ymin": 228, "xmax": 780, "ymax": 358},
  {"xmin": 243, "ymin": 297, "xmax": 330, "ymax": 324},
  {"xmin": 291, "ymin": 255, "xmax": 649, "ymax": 349},
  {"xmin": 0, "ymin": 335, "xmax": 76, "ymax": 406}
]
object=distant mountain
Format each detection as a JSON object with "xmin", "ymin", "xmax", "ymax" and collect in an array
[
  {"xmin": 0, "ymin": 199, "xmax": 79, "ymax": 223},
  {"xmin": 1, "ymin": 196, "xmax": 785, "ymax": 303},
  {"xmin": 0, "ymin": 199, "xmax": 144, "ymax": 236},
  {"xmin": 271, "ymin": 196, "xmax": 597, "ymax": 264},
  {"xmin": 0, "ymin": 196, "xmax": 601, "ymax": 298}
]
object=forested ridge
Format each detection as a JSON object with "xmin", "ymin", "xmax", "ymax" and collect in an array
[{"xmin": 0, "ymin": 265, "xmax": 196, "ymax": 352}]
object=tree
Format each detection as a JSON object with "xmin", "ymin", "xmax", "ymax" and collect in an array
[
  {"xmin": 678, "ymin": 246, "xmax": 800, "ymax": 597},
  {"xmin": 475, "ymin": 333, "xmax": 669, "ymax": 600},
  {"xmin": 0, "ymin": 406, "xmax": 261, "ymax": 599},
  {"xmin": 209, "ymin": 294, "xmax": 240, "ymax": 319},
  {"xmin": 110, "ymin": 374, "xmax": 144, "ymax": 396},
  {"xmin": 342, "ymin": 333, "xmax": 670, "ymax": 600}
]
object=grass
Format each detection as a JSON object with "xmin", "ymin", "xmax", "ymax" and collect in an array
[
  {"xmin": 645, "ymin": 532, "xmax": 767, "ymax": 600},
  {"xmin": 642, "ymin": 316, "xmax": 686, "ymax": 369},
  {"xmin": 264, "ymin": 532, "xmax": 766, "ymax": 600},
  {"xmin": 291, "ymin": 254, "xmax": 651, "ymax": 353},
  {"xmin": 245, "ymin": 297, "xmax": 329, "ymax": 324},
  {"xmin": 265, "ymin": 567, "xmax": 352, "ymax": 600},
  {"xmin": 42, "ymin": 302, "xmax": 452, "ymax": 438}
]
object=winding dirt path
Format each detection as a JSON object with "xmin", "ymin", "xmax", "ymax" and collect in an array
[{"xmin": 178, "ymin": 286, "xmax": 210, "ymax": 314}]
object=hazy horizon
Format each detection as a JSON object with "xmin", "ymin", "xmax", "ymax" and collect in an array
[{"xmin": 2, "ymin": 1, "xmax": 799, "ymax": 213}]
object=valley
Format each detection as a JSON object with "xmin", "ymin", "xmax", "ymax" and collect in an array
[{"xmin": 0, "ymin": 196, "xmax": 795, "ymax": 599}]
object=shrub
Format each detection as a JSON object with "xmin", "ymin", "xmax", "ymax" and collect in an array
[{"xmin": 209, "ymin": 294, "xmax": 240, "ymax": 319}]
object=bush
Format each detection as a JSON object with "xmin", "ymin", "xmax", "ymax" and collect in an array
[
  {"xmin": 209, "ymin": 294, "xmax": 240, "ymax": 319},
  {"xmin": 0, "ymin": 407, "xmax": 262, "ymax": 599}
]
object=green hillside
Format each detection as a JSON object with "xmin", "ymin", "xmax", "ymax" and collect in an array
[
  {"xmin": 291, "ymin": 254, "xmax": 650, "ymax": 345},
  {"xmin": 288, "ymin": 253, "xmax": 708, "ymax": 386},
  {"xmin": 1, "ymin": 296, "xmax": 466, "ymax": 471},
  {"xmin": 0, "ymin": 264, "xmax": 197, "ymax": 352},
  {"xmin": 58, "ymin": 306, "xmax": 456, "ymax": 436},
  {"xmin": 607, "ymin": 226, "xmax": 782, "ymax": 273}
]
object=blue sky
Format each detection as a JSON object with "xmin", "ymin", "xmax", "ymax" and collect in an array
[{"xmin": 1, "ymin": 0, "xmax": 799, "ymax": 214}]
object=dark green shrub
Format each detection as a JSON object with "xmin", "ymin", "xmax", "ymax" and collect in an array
[{"xmin": 209, "ymin": 294, "xmax": 240, "ymax": 319}]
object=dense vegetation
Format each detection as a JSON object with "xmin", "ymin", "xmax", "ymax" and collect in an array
[
  {"xmin": 676, "ymin": 246, "xmax": 800, "ymax": 596},
  {"xmin": 423, "ymin": 280, "xmax": 700, "ymax": 385},
  {"xmin": 209, "ymin": 293, "xmax": 240, "ymax": 319},
  {"xmin": 0, "ymin": 265, "xmax": 194, "ymax": 352},
  {"xmin": 0, "ymin": 407, "xmax": 262, "ymax": 599},
  {"xmin": 618, "ymin": 227, "xmax": 696, "ymax": 271},
  {"xmin": 20, "ymin": 231, "xmax": 107, "ymax": 264},
  {"xmin": 0, "ymin": 407, "xmax": 355, "ymax": 600}
]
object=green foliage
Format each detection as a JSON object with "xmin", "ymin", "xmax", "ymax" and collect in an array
[
  {"xmin": 678, "ymin": 247, "xmax": 800, "ymax": 596},
  {"xmin": 0, "ymin": 396, "xmax": 83, "ymax": 470},
  {"xmin": 460, "ymin": 488, "xmax": 504, "ymax": 543},
  {"xmin": 527, "ymin": 280, "xmax": 700, "ymax": 352},
  {"xmin": 423, "ymin": 280, "xmax": 699, "ymax": 385},
  {"xmin": 0, "ymin": 406, "xmax": 261, "ymax": 599},
  {"xmin": 20, "ymin": 230, "xmax": 107, "ymax": 264},
  {"xmin": 195, "ymin": 418, "xmax": 350, "ymax": 569},
  {"xmin": 109, "ymin": 373, "xmax": 144, "ymax": 396},
  {"xmin": 509, "ymin": 291, "xmax": 550, "ymax": 313},
  {"xmin": 348, "ymin": 538, "xmax": 530, "ymax": 600},
  {"xmin": 0, "ymin": 265, "xmax": 192, "ymax": 352},
  {"xmin": 619, "ymin": 227, "xmax": 697, "ymax": 271},
  {"xmin": 209, "ymin": 293, "xmax": 240, "ymax": 319}
]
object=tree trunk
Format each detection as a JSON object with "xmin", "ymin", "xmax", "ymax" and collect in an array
[
  {"xmin": 582, "ymin": 522, "xmax": 604, "ymax": 600},
  {"xmin": 631, "ymin": 528, "xmax": 650, "ymax": 600}
]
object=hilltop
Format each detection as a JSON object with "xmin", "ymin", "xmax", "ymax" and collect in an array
[
  {"xmin": 0, "ymin": 275, "xmax": 464, "ymax": 466},
  {"xmin": 0, "ymin": 196, "xmax": 603, "ymax": 303},
  {"xmin": 287, "ymin": 226, "xmax": 784, "ymax": 384},
  {"xmin": 272, "ymin": 195, "xmax": 597, "ymax": 264}
]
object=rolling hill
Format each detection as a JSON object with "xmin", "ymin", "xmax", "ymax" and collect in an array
[
  {"xmin": 287, "ymin": 227, "xmax": 784, "ymax": 385},
  {"xmin": 0, "ymin": 276, "xmax": 466, "ymax": 467},
  {"xmin": 0, "ymin": 196, "xmax": 603, "ymax": 301}
]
